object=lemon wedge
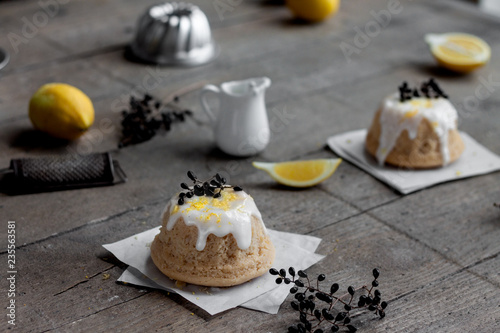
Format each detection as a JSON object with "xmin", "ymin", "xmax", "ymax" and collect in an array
[
  {"xmin": 425, "ymin": 33, "xmax": 491, "ymax": 73},
  {"xmin": 252, "ymin": 158, "xmax": 342, "ymax": 188}
]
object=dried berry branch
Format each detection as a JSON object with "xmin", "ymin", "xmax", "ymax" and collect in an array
[
  {"xmin": 119, "ymin": 94, "xmax": 192, "ymax": 148},
  {"xmin": 399, "ymin": 78, "xmax": 448, "ymax": 102},
  {"xmin": 177, "ymin": 171, "xmax": 243, "ymax": 205},
  {"xmin": 270, "ymin": 268, "xmax": 387, "ymax": 333}
]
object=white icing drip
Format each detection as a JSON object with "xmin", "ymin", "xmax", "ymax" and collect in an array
[
  {"xmin": 165, "ymin": 190, "xmax": 266, "ymax": 251},
  {"xmin": 376, "ymin": 93, "xmax": 458, "ymax": 166}
]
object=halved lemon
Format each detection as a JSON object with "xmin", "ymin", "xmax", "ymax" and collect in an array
[
  {"xmin": 252, "ymin": 158, "xmax": 342, "ymax": 188},
  {"xmin": 425, "ymin": 33, "xmax": 491, "ymax": 73}
]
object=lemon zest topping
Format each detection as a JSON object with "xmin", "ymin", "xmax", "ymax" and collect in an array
[
  {"xmin": 203, "ymin": 212, "xmax": 221, "ymax": 224},
  {"xmin": 184, "ymin": 196, "xmax": 209, "ymax": 212},
  {"xmin": 182, "ymin": 191, "xmax": 239, "ymax": 214},
  {"xmin": 403, "ymin": 109, "xmax": 419, "ymax": 118},
  {"xmin": 409, "ymin": 99, "xmax": 433, "ymax": 108},
  {"xmin": 177, "ymin": 191, "xmax": 242, "ymax": 225}
]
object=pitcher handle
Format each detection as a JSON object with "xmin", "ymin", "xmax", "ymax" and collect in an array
[{"xmin": 200, "ymin": 84, "xmax": 220, "ymax": 123}]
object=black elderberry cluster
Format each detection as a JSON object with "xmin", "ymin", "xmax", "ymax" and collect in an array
[
  {"xmin": 119, "ymin": 94, "xmax": 192, "ymax": 148},
  {"xmin": 399, "ymin": 78, "xmax": 448, "ymax": 102},
  {"xmin": 177, "ymin": 171, "xmax": 243, "ymax": 205},
  {"xmin": 270, "ymin": 268, "xmax": 387, "ymax": 333}
]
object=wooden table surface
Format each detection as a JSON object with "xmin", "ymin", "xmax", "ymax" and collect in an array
[{"xmin": 1, "ymin": 0, "xmax": 499, "ymax": 332}]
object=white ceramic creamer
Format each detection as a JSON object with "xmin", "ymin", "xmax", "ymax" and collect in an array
[{"xmin": 200, "ymin": 77, "xmax": 271, "ymax": 156}]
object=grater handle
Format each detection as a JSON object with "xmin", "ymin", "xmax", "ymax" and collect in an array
[
  {"xmin": 0, "ymin": 168, "xmax": 13, "ymax": 175},
  {"xmin": 113, "ymin": 160, "xmax": 127, "ymax": 184}
]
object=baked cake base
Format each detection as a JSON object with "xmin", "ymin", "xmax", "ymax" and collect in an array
[
  {"xmin": 366, "ymin": 109, "xmax": 465, "ymax": 169},
  {"xmin": 151, "ymin": 213, "xmax": 275, "ymax": 287}
]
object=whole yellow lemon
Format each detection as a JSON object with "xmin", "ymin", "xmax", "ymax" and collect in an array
[
  {"xmin": 286, "ymin": 0, "xmax": 340, "ymax": 22},
  {"xmin": 29, "ymin": 83, "xmax": 95, "ymax": 140}
]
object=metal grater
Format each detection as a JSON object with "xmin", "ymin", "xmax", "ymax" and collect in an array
[{"xmin": 0, "ymin": 152, "xmax": 126, "ymax": 194}]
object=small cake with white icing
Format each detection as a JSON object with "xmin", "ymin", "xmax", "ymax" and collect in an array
[
  {"xmin": 365, "ymin": 79, "xmax": 464, "ymax": 168},
  {"xmin": 151, "ymin": 172, "xmax": 275, "ymax": 287}
]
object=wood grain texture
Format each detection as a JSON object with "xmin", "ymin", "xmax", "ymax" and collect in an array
[
  {"xmin": 366, "ymin": 270, "xmax": 500, "ymax": 332},
  {"xmin": 0, "ymin": 60, "xmax": 130, "ymax": 123},
  {"xmin": 1, "ymin": 0, "xmax": 500, "ymax": 332},
  {"xmin": 10, "ymin": 210, "xmax": 464, "ymax": 332},
  {"xmin": 369, "ymin": 172, "xmax": 500, "ymax": 267}
]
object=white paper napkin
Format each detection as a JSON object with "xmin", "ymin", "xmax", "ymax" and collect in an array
[
  {"xmin": 103, "ymin": 228, "xmax": 325, "ymax": 315},
  {"xmin": 327, "ymin": 129, "xmax": 500, "ymax": 194}
]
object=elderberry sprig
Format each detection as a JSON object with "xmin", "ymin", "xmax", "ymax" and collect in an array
[
  {"xmin": 399, "ymin": 78, "xmax": 448, "ymax": 102},
  {"xmin": 119, "ymin": 94, "xmax": 192, "ymax": 148},
  {"xmin": 177, "ymin": 171, "xmax": 243, "ymax": 205},
  {"xmin": 270, "ymin": 268, "xmax": 387, "ymax": 333}
]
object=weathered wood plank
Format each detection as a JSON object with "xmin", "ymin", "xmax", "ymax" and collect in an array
[
  {"xmin": 280, "ymin": 149, "xmax": 401, "ymax": 210},
  {"xmin": 7, "ymin": 209, "xmax": 464, "ymax": 332},
  {"xmin": 0, "ymin": 111, "xmax": 360, "ymax": 248},
  {"xmin": 1, "ymin": 0, "xmax": 499, "ymax": 331},
  {"xmin": 0, "ymin": 59, "xmax": 130, "ymax": 123},
  {"xmin": 469, "ymin": 254, "xmax": 500, "ymax": 287},
  {"xmin": 369, "ymin": 172, "xmax": 500, "ymax": 267},
  {"xmin": 366, "ymin": 270, "xmax": 500, "ymax": 332},
  {"xmin": 0, "ymin": 0, "xmax": 291, "ymax": 71},
  {"xmin": 0, "ymin": 34, "xmax": 66, "ymax": 73}
]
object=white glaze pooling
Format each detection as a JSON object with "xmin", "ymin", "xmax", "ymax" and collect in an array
[
  {"xmin": 376, "ymin": 93, "xmax": 458, "ymax": 166},
  {"xmin": 165, "ymin": 190, "xmax": 266, "ymax": 251}
]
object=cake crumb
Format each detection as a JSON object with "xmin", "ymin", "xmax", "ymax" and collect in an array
[
  {"xmin": 201, "ymin": 287, "xmax": 212, "ymax": 296},
  {"xmin": 176, "ymin": 280, "xmax": 186, "ymax": 289}
]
